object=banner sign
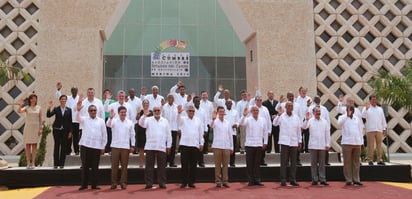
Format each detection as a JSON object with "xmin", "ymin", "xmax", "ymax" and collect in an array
[{"xmin": 150, "ymin": 52, "xmax": 190, "ymax": 77}]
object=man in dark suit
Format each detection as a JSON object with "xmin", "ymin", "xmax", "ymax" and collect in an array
[
  {"xmin": 262, "ymin": 91, "xmax": 279, "ymax": 154},
  {"xmin": 47, "ymin": 95, "xmax": 73, "ymax": 168}
]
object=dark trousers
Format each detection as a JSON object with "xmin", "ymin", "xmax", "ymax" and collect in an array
[
  {"xmin": 80, "ymin": 146, "xmax": 101, "ymax": 188},
  {"xmin": 267, "ymin": 126, "xmax": 280, "ymax": 153},
  {"xmin": 245, "ymin": 146, "xmax": 262, "ymax": 183},
  {"xmin": 105, "ymin": 120, "xmax": 112, "ymax": 153},
  {"xmin": 67, "ymin": 122, "xmax": 80, "ymax": 154},
  {"xmin": 167, "ymin": 131, "xmax": 178, "ymax": 165},
  {"xmin": 303, "ymin": 129, "xmax": 310, "ymax": 153},
  {"xmin": 53, "ymin": 129, "xmax": 68, "ymax": 167},
  {"xmin": 230, "ymin": 135, "xmax": 236, "ymax": 165},
  {"xmin": 134, "ymin": 124, "xmax": 139, "ymax": 153},
  {"xmin": 145, "ymin": 150, "xmax": 167, "ymax": 186},
  {"xmin": 280, "ymin": 144, "xmax": 298, "ymax": 183},
  {"xmin": 180, "ymin": 146, "xmax": 198, "ymax": 185}
]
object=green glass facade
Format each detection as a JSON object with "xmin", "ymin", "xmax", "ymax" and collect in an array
[{"xmin": 104, "ymin": 0, "xmax": 246, "ymax": 99}]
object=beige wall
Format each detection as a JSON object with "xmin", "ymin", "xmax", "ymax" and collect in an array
[
  {"xmin": 237, "ymin": 0, "xmax": 317, "ymax": 98},
  {"xmin": 37, "ymin": 0, "xmax": 129, "ymax": 166}
]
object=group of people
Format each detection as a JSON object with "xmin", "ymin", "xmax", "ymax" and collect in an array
[{"xmin": 17, "ymin": 81, "xmax": 387, "ymax": 190}]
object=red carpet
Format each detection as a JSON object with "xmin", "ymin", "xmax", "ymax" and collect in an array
[{"xmin": 34, "ymin": 182, "xmax": 412, "ymax": 199}]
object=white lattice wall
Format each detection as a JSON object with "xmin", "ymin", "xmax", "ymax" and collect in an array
[
  {"xmin": 0, "ymin": 0, "xmax": 39, "ymax": 155},
  {"xmin": 314, "ymin": 0, "xmax": 412, "ymax": 152}
]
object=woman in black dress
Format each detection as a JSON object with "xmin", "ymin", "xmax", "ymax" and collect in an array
[{"xmin": 136, "ymin": 99, "xmax": 153, "ymax": 167}]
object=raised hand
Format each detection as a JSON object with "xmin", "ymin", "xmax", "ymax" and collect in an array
[
  {"xmin": 76, "ymin": 99, "xmax": 83, "ymax": 111},
  {"xmin": 18, "ymin": 99, "xmax": 24, "ymax": 107},
  {"xmin": 279, "ymin": 95, "xmax": 285, "ymax": 103},
  {"xmin": 365, "ymin": 101, "xmax": 370, "ymax": 110},
  {"xmin": 109, "ymin": 109, "xmax": 115, "ymax": 119},
  {"xmin": 306, "ymin": 99, "xmax": 312, "ymax": 107},
  {"xmin": 177, "ymin": 105, "xmax": 183, "ymax": 114},
  {"xmin": 305, "ymin": 111, "xmax": 311, "ymax": 121},
  {"xmin": 218, "ymin": 84, "xmax": 223, "ymax": 92},
  {"xmin": 177, "ymin": 80, "xmax": 183, "ymax": 87},
  {"xmin": 48, "ymin": 100, "xmax": 53, "ymax": 109},
  {"xmin": 243, "ymin": 107, "xmax": 249, "ymax": 116},
  {"xmin": 56, "ymin": 82, "xmax": 62, "ymax": 90},
  {"xmin": 212, "ymin": 111, "xmax": 217, "ymax": 120}
]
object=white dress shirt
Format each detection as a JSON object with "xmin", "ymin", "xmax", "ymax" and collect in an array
[
  {"xmin": 139, "ymin": 115, "xmax": 172, "ymax": 152},
  {"xmin": 170, "ymin": 85, "xmax": 189, "ymax": 107},
  {"xmin": 273, "ymin": 113, "xmax": 302, "ymax": 147},
  {"xmin": 303, "ymin": 117, "xmax": 330, "ymax": 149},
  {"xmin": 200, "ymin": 99, "xmax": 214, "ymax": 125},
  {"xmin": 211, "ymin": 118, "xmax": 233, "ymax": 150},
  {"xmin": 177, "ymin": 114, "xmax": 204, "ymax": 148},
  {"xmin": 127, "ymin": 96, "xmax": 143, "ymax": 124},
  {"xmin": 308, "ymin": 104, "xmax": 331, "ymax": 132},
  {"xmin": 66, "ymin": 95, "xmax": 79, "ymax": 123},
  {"xmin": 79, "ymin": 98, "xmax": 105, "ymax": 130},
  {"xmin": 249, "ymin": 105, "xmax": 272, "ymax": 135},
  {"xmin": 194, "ymin": 107, "xmax": 208, "ymax": 132},
  {"xmin": 236, "ymin": 99, "xmax": 249, "ymax": 116},
  {"xmin": 213, "ymin": 91, "xmax": 236, "ymax": 110},
  {"xmin": 239, "ymin": 115, "xmax": 268, "ymax": 147},
  {"xmin": 78, "ymin": 114, "xmax": 107, "ymax": 150},
  {"xmin": 338, "ymin": 115, "xmax": 364, "ymax": 145},
  {"xmin": 225, "ymin": 108, "xmax": 239, "ymax": 135},
  {"xmin": 105, "ymin": 101, "xmax": 134, "ymax": 121},
  {"xmin": 162, "ymin": 103, "xmax": 179, "ymax": 131},
  {"xmin": 144, "ymin": 94, "xmax": 164, "ymax": 111},
  {"xmin": 295, "ymin": 95, "xmax": 312, "ymax": 118},
  {"xmin": 106, "ymin": 117, "xmax": 135, "ymax": 149},
  {"xmin": 362, "ymin": 105, "xmax": 387, "ymax": 132},
  {"xmin": 276, "ymin": 102, "xmax": 304, "ymax": 121}
]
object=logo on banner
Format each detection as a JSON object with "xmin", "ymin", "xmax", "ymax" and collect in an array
[{"xmin": 151, "ymin": 39, "xmax": 190, "ymax": 77}]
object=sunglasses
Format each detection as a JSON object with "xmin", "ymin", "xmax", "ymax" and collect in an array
[
  {"xmin": 188, "ymin": 110, "xmax": 195, "ymax": 112},
  {"xmin": 89, "ymin": 109, "xmax": 97, "ymax": 112}
]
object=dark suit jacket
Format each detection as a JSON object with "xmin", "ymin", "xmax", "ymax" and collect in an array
[
  {"xmin": 262, "ymin": 99, "xmax": 278, "ymax": 119},
  {"xmin": 47, "ymin": 106, "xmax": 73, "ymax": 133}
]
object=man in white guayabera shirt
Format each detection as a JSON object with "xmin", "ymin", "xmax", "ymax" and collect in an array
[
  {"xmin": 139, "ymin": 106, "xmax": 172, "ymax": 189},
  {"xmin": 106, "ymin": 106, "xmax": 135, "ymax": 190},
  {"xmin": 362, "ymin": 95, "xmax": 387, "ymax": 166}
]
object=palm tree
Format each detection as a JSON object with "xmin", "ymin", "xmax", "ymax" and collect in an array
[
  {"xmin": 0, "ymin": 56, "xmax": 33, "ymax": 85},
  {"xmin": 369, "ymin": 60, "xmax": 412, "ymax": 114}
]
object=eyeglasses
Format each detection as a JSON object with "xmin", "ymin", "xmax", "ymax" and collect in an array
[{"xmin": 89, "ymin": 109, "xmax": 97, "ymax": 112}]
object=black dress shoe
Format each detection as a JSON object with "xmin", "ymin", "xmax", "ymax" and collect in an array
[
  {"xmin": 145, "ymin": 185, "xmax": 153, "ymax": 189},
  {"xmin": 230, "ymin": 164, "xmax": 236, "ymax": 167},
  {"xmin": 120, "ymin": 183, "xmax": 127, "ymax": 189},
  {"xmin": 320, "ymin": 181, "xmax": 329, "ymax": 186},
  {"xmin": 110, "ymin": 185, "xmax": 117, "ymax": 189},
  {"xmin": 325, "ymin": 163, "xmax": 331, "ymax": 166},
  {"xmin": 222, "ymin": 183, "xmax": 230, "ymax": 188},
  {"xmin": 296, "ymin": 162, "xmax": 303, "ymax": 166},
  {"xmin": 188, "ymin": 184, "xmax": 196, "ymax": 188},
  {"xmin": 368, "ymin": 161, "xmax": 374, "ymax": 165},
  {"xmin": 91, "ymin": 186, "xmax": 101, "ymax": 190},
  {"xmin": 169, "ymin": 164, "xmax": 177, "ymax": 167},
  {"xmin": 180, "ymin": 184, "xmax": 187, "ymax": 188},
  {"xmin": 290, "ymin": 182, "xmax": 299, "ymax": 186},
  {"xmin": 377, "ymin": 161, "xmax": 385, "ymax": 165},
  {"xmin": 280, "ymin": 182, "xmax": 287, "ymax": 186},
  {"xmin": 198, "ymin": 163, "xmax": 205, "ymax": 167},
  {"xmin": 312, "ymin": 181, "xmax": 318, "ymax": 185},
  {"xmin": 346, "ymin": 182, "xmax": 352, "ymax": 186},
  {"xmin": 254, "ymin": 182, "xmax": 264, "ymax": 186},
  {"xmin": 240, "ymin": 151, "xmax": 245, "ymax": 154},
  {"xmin": 260, "ymin": 163, "xmax": 267, "ymax": 166},
  {"xmin": 159, "ymin": 184, "xmax": 166, "ymax": 189},
  {"xmin": 78, "ymin": 186, "xmax": 87, "ymax": 191},
  {"xmin": 353, "ymin": 182, "xmax": 363, "ymax": 186}
]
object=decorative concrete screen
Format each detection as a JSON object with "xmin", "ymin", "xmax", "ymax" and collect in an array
[
  {"xmin": 314, "ymin": 0, "xmax": 412, "ymax": 152},
  {"xmin": 0, "ymin": 0, "xmax": 38, "ymax": 155}
]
